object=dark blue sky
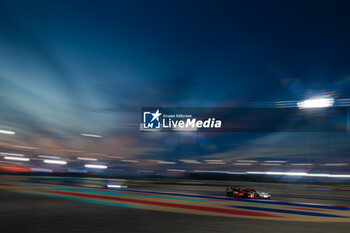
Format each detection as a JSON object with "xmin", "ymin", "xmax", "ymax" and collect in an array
[{"xmin": 1, "ymin": 0, "xmax": 350, "ymax": 164}]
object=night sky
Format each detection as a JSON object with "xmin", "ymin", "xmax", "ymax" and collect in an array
[{"xmin": 1, "ymin": 0, "xmax": 350, "ymax": 167}]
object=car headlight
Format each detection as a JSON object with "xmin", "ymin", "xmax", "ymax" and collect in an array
[{"xmin": 261, "ymin": 192, "xmax": 270, "ymax": 198}]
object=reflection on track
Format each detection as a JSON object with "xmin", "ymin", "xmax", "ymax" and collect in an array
[{"xmin": 1, "ymin": 180, "xmax": 350, "ymax": 222}]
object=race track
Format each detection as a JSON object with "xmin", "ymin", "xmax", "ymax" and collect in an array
[{"xmin": 0, "ymin": 177, "xmax": 350, "ymax": 232}]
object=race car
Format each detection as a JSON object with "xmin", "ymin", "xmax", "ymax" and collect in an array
[{"xmin": 225, "ymin": 187, "xmax": 271, "ymax": 199}]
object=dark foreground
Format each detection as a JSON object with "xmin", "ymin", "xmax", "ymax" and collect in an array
[{"xmin": 1, "ymin": 190, "xmax": 350, "ymax": 233}]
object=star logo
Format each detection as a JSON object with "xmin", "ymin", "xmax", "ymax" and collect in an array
[
  {"xmin": 150, "ymin": 109, "xmax": 162, "ymax": 122},
  {"xmin": 143, "ymin": 109, "xmax": 162, "ymax": 129}
]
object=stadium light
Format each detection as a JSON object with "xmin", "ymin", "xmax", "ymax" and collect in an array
[{"xmin": 297, "ymin": 97, "xmax": 334, "ymax": 109}]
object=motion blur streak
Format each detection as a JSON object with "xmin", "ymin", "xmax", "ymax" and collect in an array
[
  {"xmin": 1, "ymin": 153, "xmax": 25, "ymax": 156},
  {"xmin": 0, "ymin": 166, "xmax": 29, "ymax": 172},
  {"xmin": 246, "ymin": 171, "xmax": 350, "ymax": 178},
  {"xmin": 38, "ymin": 155, "xmax": 61, "ymax": 159},
  {"xmin": 13, "ymin": 145, "xmax": 37, "ymax": 150},
  {"xmin": 80, "ymin": 133, "xmax": 103, "ymax": 138},
  {"xmin": 1, "ymin": 1, "xmax": 350, "ymax": 233},
  {"xmin": 43, "ymin": 160, "xmax": 67, "ymax": 165},
  {"xmin": 1, "ymin": 178, "xmax": 350, "ymax": 222},
  {"xmin": 84, "ymin": 164, "xmax": 107, "ymax": 169},
  {"xmin": 0, "ymin": 129, "xmax": 15, "ymax": 135},
  {"xmin": 297, "ymin": 98, "xmax": 334, "ymax": 108},
  {"xmin": 77, "ymin": 157, "xmax": 98, "ymax": 161},
  {"xmin": 4, "ymin": 156, "xmax": 30, "ymax": 161}
]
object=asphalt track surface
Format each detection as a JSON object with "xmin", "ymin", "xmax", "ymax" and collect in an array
[{"xmin": 1, "ymin": 178, "xmax": 350, "ymax": 233}]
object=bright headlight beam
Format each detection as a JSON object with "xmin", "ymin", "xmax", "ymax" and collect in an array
[
  {"xmin": 4, "ymin": 156, "xmax": 30, "ymax": 161},
  {"xmin": 43, "ymin": 159, "xmax": 67, "ymax": 165},
  {"xmin": 0, "ymin": 129, "xmax": 15, "ymax": 135},
  {"xmin": 297, "ymin": 97, "xmax": 334, "ymax": 109},
  {"xmin": 84, "ymin": 164, "xmax": 107, "ymax": 169}
]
